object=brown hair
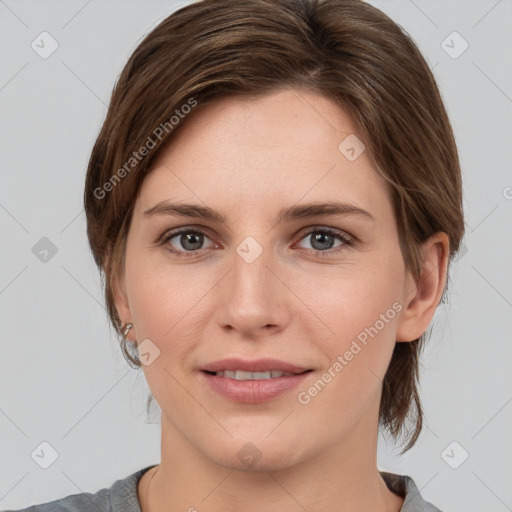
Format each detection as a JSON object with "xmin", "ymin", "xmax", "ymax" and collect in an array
[{"xmin": 84, "ymin": 0, "xmax": 465, "ymax": 453}]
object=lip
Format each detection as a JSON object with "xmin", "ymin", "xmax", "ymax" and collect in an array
[
  {"xmin": 199, "ymin": 358, "xmax": 313, "ymax": 404},
  {"xmin": 201, "ymin": 357, "xmax": 310, "ymax": 374},
  {"xmin": 200, "ymin": 371, "xmax": 312, "ymax": 403}
]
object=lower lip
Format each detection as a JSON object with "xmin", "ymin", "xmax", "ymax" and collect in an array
[{"xmin": 200, "ymin": 371, "xmax": 312, "ymax": 403}]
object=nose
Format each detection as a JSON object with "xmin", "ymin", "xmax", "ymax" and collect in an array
[{"xmin": 215, "ymin": 239, "xmax": 291, "ymax": 337}]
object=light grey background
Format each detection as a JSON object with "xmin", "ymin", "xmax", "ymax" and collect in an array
[{"xmin": 1, "ymin": 0, "xmax": 511, "ymax": 510}]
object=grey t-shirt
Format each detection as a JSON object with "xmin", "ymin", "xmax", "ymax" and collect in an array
[{"xmin": 5, "ymin": 466, "xmax": 445, "ymax": 511}]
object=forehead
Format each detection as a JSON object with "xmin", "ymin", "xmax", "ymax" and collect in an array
[
  {"xmin": 159, "ymin": 88, "xmax": 362, "ymax": 157},
  {"xmin": 136, "ymin": 88, "xmax": 391, "ymax": 221}
]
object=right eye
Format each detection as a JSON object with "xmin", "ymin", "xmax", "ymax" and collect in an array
[{"xmin": 161, "ymin": 227, "xmax": 218, "ymax": 256}]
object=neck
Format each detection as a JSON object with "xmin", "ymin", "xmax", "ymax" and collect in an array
[{"xmin": 138, "ymin": 411, "xmax": 404, "ymax": 512}]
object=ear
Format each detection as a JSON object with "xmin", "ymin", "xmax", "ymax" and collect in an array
[
  {"xmin": 105, "ymin": 245, "xmax": 136, "ymax": 343},
  {"xmin": 396, "ymin": 232, "xmax": 450, "ymax": 343}
]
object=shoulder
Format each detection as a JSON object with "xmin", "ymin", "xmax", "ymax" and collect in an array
[
  {"xmin": 3, "ymin": 465, "xmax": 157, "ymax": 512},
  {"xmin": 379, "ymin": 471, "xmax": 447, "ymax": 512},
  {"xmin": 3, "ymin": 488, "xmax": 110, "ymax": 512}
]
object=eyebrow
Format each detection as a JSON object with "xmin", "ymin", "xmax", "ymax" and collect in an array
[{"xmin": 143, "ymin": 200, "xmax": 375, "ymax": 223}]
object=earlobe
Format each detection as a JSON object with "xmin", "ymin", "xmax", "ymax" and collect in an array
[
  {"xmin": 395, "ymin": 232, "xmax": 450, "ymax": 342},
  {"xmin": 113, "ymin": 278, "xmax": 137, "ymax": 342},
  {"xmin": 106, "ymin": 247, "xmax": 135, "ymax": 341}
]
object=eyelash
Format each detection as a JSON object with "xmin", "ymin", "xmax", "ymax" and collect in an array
[{"xmin": 159, "ymin": 226, "xmax": 355, "ymax": 258}]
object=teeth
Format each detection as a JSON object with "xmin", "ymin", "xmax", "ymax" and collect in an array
[{"xmin": 213, "ymin": 370, "xmax": 296, "ymax": 380}]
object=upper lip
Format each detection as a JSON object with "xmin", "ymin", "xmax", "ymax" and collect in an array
[{"xmin": 201, "ymin": 358, "xmax": 310, "ymax": 374}]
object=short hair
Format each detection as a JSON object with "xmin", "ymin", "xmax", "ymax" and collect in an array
[{"xmin": 84, "ymin": 0, "xmax": 465, "ymax": 454}]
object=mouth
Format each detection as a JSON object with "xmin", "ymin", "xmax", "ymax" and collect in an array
[
  {"xmin": 199, "ymin": 358, "xmax": 314, "ymax": 403},
  {"xmin": 200, "ymin": 357, "xmax": 312, "ymax": 377},
  {"xmin": 202, "ymin": 369, "xmax": 312, "ymax": 380}
]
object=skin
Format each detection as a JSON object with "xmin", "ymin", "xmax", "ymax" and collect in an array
[{"xmin": 112, "ymin": 88, "xmax": 449, "ymax": 512}]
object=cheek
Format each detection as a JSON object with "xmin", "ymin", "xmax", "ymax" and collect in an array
[
  {"xmin": 296, "ymin": 255, "xmax": 404, "ymax": 399},
  {"xmin": 293, "ymin": 305, "xmax": 401, "ymax": 437},
  {"xmin": 126, "ymin": 250, "xmax": 208, "ymax": 339},
  {"xmin": 299, "ymin": 249, "xmax": 404, "ymax": 338},
  {"xmin": 124, "ymin": 256, "xmax": 203, "ymax": 413},
  {"xmin": 124, "ymin": 252, "xmax": 222, "ymax": 406}
]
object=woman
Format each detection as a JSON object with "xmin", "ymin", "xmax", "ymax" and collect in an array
[{"xmin": 9, "ymin": 0, "xmax": 464, "ymax": 510}]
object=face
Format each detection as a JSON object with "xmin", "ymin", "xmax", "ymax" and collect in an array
[{"xmin": 115, "ymin": 88, "xmax": 418, "ymax": 471}]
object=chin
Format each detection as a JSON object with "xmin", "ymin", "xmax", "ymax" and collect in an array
[{"xmin": 203, "ymin": 435, "xmax": 308, "ymax": 473}]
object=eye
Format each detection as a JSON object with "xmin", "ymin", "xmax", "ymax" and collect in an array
[
  {"xmin": 161, "ymin": 227, "xmax": 216, "ymax": 256},
  {"xmin": 295, "ymin": 227, "xmax": 353, "ymax": 255}
]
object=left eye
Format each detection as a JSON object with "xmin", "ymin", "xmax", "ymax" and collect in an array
[{"xmin": 295, "ymin": 228, "xmax": 353, "ymax": 253}]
